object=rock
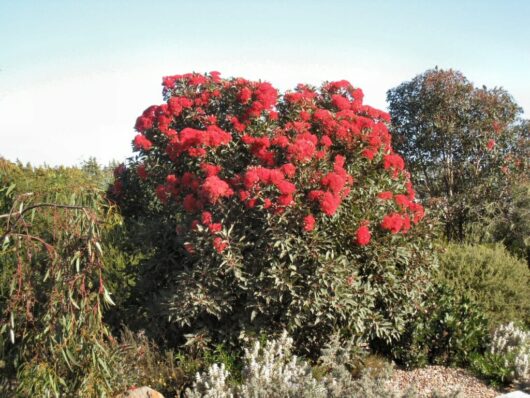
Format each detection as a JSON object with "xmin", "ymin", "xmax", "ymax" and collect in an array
[
  {"xmin": 496, "ymin": 392, "xmax": 530, "ymax": 398},
  {"xmin": 115, "ymin": 386, "xmax": 165, "ymax": 398}
]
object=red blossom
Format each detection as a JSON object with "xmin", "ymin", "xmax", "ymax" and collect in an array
[
  {"xmin": 381, "ymin": 213, "xmax": 404, "ymax": 234},
  {"xmin": 319, "ymin": 192, "xmax": 341, "ymax": 216},
  {"xmin": 111, "ymin": 180, "xmax": 123, "ymax": 196},
  {"xmin": 321, "ymin": 172, "xmax": 346, "ymax": 195},
  {"xmin": 134, "ymin": 134, "xmax": 153, "ymax": 151},
  {"xmin": 113, "ymin": 163, "xmax": 126, "ymax": 178},
  {"xmin": 331, "ymin": 94, "xmax": 351, "ymax": 111},
  {"xmin": 135, "ymin": 116, "xmax": 154, "ymax": 132},
  {"xmin": 213, "ymin": 237, "xmax": 228, "ymax": 253},
  {"xmin": 156, "ymin": 185, "xmax": 169, "ymax": 204},
  {"xmin": 209, "ymin": 223, "xmax": 222, "ymax": 233},
  {"xmin": 277, "ymin": 194, "xmax": 294, "ymax": 206},
  {"xmin": 287, "ymin": 137, "xmax": 316, "ymax": 163},
  {"xmin": 320, "ymin": 135, "xmax": 333, "ymax": 147},
  {"xmin": 303, "ymin": 214, "xmax": 316, "ymax": 231},
  {"xmin": 166, "ymin": 174, "xmax": 178, "ymax": 185},
  {"xmin": 201, "ymin": 176, "xmax": 234, "ymax": 204},
  {"xmin": 361, "ymin": 148, "xmax": 376, "ymax": 160},
  {"xmin": 409, "ymin": 202, "xmax": 425, "ymax": 224},
  {"xmin": 356, "ymin": 224, "xmax": 371, "ymax": 246},
  {"xmin": 230, "ymin": 116, "xmax": 246, "ymax": 133},
  {"xmin": 183, "ymin": 194, "xmax": 199, "ymax": 213},
  {"xmin": 137, "ymin": 164, "xmax": 148, "ymax": 180},
  {"xmin": 124, "ymin": 72, "xmax": 426, "ymax": 243},
  {"xmin": 280, "ymin": 163, "xmax": 296, "ymax": 177},
  {"xmin": 377, "ymin": 191, "xmax": 393, "ymax": 200},
  {"xmin": 276, "ymin": 180, "xmax": 296, "ymax": 195},
  {"xmin": 394, "ymin": 194, "xmax": 410, "ymax": 210},
  {"xmin": 200, "ymin": 163, "xmax": 222, "ymax": 176},
  {"xmin": 238, "ymin": 87, "xmax": 252, "ymax": 103},
  {"xmin": 383, "ymin": 153, "xmax": 405, "ymax": 177},
  {"xmin": 201, "ymin": 211, "xmax": 213, "ymax": 226}
]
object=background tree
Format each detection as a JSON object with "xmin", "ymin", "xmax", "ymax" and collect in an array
[{"xmin": 387, "ymin": 68, "xmax": 529, "ymax": 242}]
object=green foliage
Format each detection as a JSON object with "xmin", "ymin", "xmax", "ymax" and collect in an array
[
  {"xmin": 470, "ymin": 352, "xmax": 514, "ymax": 388},
  {"xmin": 0, "ymin": 163, "xmax": 123, "ymax": 396},
  {"xmin": 438, "ymin": 243, "xmax": 530, "ymax": 327},
  {"xmin": 382, "ymin": 283, "xmax": 489, "ymax": 368},
  {"xmin": 488, "ymin": 181, "xmax": 530, "ymax": 265},
  {"xmin": 387, "ymin": 68, "xmax": 529, "ymax": 242}
]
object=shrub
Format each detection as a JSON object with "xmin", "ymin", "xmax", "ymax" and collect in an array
[
  {"xmin": 186, "ymin": 331, "xmax": 388, "ymax": 398},
  {"xmin": 438, "ymin": 243, "xmax": 530, "ymax": 327},
  {"xmin": 111, "ymin": 72, "xmax": 436, "ymax": 356},
  {"xmin": 471, "ymin": 322, "xmax": 530, "ymax": 388},
  {"xmin": 383, "ymin": 283, "xmax": 489, "ymax": 368},
  {"xmin": 110, "ymin": 328, "xmax": 194, "ymax": 397},
  {"xmin": 0, "ymin": 188, "xmax": 120, "ymax": 396}
]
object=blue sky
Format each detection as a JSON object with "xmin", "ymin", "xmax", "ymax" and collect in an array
[{"xmin": 1, "ymin": 0, "xmax": 529, "ymax": 166}]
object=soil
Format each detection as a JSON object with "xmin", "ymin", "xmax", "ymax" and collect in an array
[{"xmin": 390, "ymin": 365, "xmax": 505, "ymax": 397}]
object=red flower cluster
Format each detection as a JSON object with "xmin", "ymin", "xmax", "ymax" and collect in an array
[
  {"xmin": 117, "ymin": 72, "xmax": 426, "ymax": 253},
  {"xmin": 383, "ymin": 153, "xmax": 405, "ymax": 178},
  {"xmin": 381, "ymin": 212, "xmax": 411, "ymax": 234},
  {"xmin": 133, "ymin": 134, "xmax": 153, "ymax": 151},
  {"xmin": 356, "ymin": 223, "xmax": 371, "ymax": 246},
  {"xmin": 201, "ymin": 176, "xmax": 234, "ymax": 204}
]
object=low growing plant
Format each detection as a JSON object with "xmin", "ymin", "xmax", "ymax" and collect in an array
[
  {"xmin": 471, "ymin": 322, "xmax": 530, "ymax": 388},
  {"xmin": 186, "ymin": 332, "xmax": 464, "ymax": 398},
  {"xmin": 381, "ymin": 283, "xmax": 489, "ymax": 368}
]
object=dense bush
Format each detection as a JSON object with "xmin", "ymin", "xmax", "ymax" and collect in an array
[
  {"xmin": 383, "ymin": 283, "xmax": 489, "ymax": 368},
  {"xmin": 111, "ymin": 71, "xmax": 436, "ymax": 355},
  {"xmin": 438, "ymin": 243, "xmax": 530, "ymax": 327}
]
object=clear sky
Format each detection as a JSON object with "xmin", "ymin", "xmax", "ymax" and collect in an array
[{"xmin": 1, "ymin": 0, "xmax": 529, "ymax": 166}]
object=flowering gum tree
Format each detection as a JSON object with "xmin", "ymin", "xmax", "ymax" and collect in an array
[
  {"xmin": 111, "ymin": 72, "xmax": 435, "ymax": 356},
  {"xmin": 387, "ymin": 68, "xmax": 529, "ymax": 242}
]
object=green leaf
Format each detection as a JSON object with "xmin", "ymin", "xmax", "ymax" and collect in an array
[{"xmin": 103, "ymin": 287, "xmax": 115, "ymax": 306}]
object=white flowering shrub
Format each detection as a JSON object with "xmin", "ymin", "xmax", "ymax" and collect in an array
[
  {"xmin": 240, "ymin": 332, "xmax": 326, "ymax": 397},
  {"xmin": 186, "ymin": 363, "xmax": 233, "ymax": 398},
  {"xmin": 185, "ymin": 332, "xmax": 462, "ymax": 397},
  {"xmin": 186, "ymin": 331, "xmax": 326, "ymax": 398},
  {"xmin": 490, "ymin": 322, "xmax": 530, "ymax": 384}
]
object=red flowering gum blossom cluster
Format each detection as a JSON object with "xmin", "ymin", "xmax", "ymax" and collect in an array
[{"xmin": 113, "ymin": 72, "xmax": 425, "ymax": 253}]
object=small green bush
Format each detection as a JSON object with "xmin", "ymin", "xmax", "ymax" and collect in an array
[
  {"xmin": 438, "ymin": 243, "xmax": 530, "ymax": 327},
  {"xmin": 382, "ymin": 283, "xmax": 489, "ymax": 368}
]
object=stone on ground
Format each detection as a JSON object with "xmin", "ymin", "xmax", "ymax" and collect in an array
[{"xmin": 115, "ymin": 386, "xmax": 165, "ymax": 398}]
